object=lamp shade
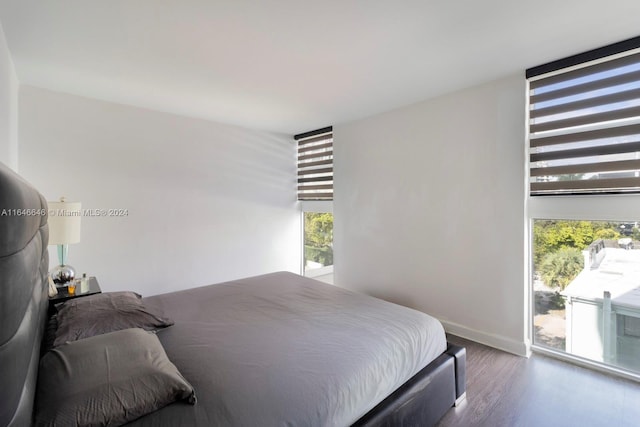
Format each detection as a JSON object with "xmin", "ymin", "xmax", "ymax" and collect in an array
[{"xmin": 48, "ymin": 200, "xmax": 81, "ymax": 245}]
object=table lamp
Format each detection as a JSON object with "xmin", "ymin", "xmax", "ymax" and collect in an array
[{"xmin": 48, "ymin": 197, "xmax": 81, "ymax": 285}]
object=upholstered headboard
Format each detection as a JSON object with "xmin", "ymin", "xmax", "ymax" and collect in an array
[{"xmin": 0, "ymin": 162, "xmax": 49, "ymax": 426}]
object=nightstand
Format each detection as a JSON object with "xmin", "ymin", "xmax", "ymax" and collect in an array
[{"xmin": 49, "ymin": 276, "xmax": 102, "ymax": 306}]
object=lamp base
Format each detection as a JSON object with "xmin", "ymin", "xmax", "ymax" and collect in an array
[{"xmin": 50, "ymin": 264, "xmax": 76, "ymax": 285}]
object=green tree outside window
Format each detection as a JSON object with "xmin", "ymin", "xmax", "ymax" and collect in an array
[{"xmin": 304, "ymin": 213, "xmax": 333, "ymax": 268}]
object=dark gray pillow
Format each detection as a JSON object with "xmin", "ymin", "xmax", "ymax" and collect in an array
[
  {"xmin": 34, "ymin": 328, "xmax": 196, "ymax": 427},
  {"xmin": 53, "ymin": 291, "xmax": 173, "ymax": 347}
]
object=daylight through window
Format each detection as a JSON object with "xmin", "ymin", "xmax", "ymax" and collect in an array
[
  {"xmin": 527, "ymin": 36, "xmax": 640, "ymax": 377},
  {"xmin": 528, "ymin": 44, "xmax": 640, "ymax": 195},
  {"xmin": 295, "ymin": 127, "xmax": 333, "ymax": 201}
]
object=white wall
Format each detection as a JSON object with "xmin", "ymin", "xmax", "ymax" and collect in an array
[
  {"xmin": 334, "ymin": 74, "xmax": 528, "ymax": 355},
  {"xmin": 19, "ymin": 86, "xmax": 300, "ymax": 296},
  {"xmin": 0, "ymin": 21, "xmax": 18, "ymax": 170}
]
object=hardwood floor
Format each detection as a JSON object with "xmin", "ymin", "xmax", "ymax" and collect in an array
[{"xmin": 437, "ymin": 335, "xmax": 640, "ymax": 427}]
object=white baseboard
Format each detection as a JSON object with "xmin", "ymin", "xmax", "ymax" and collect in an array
[{"xmin": 440, "ymin": 319, "xmax": 531, "ymax": 357}]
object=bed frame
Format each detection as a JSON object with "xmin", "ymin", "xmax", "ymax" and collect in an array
[
  {"xmin": 0, "ymin": 161, "xmax": 465, "ymax": 427},
  {"xmin": 354, "ymin": 344, "xmax": 466, "ymax": 426}
]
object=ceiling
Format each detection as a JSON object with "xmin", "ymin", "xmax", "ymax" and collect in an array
[{"xmin": 1, "ymin": 1, "xmax": 639, "ymax": 135}]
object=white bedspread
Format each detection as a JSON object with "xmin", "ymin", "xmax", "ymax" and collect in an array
[{"xmin": 138, "ymin": 271, "xmax": 447, "ymax": 427}]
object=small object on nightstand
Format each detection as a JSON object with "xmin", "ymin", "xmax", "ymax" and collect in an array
[
  {"xmin": 80, "ymin": 273, "xmax": 89, "ymax": 293},
  {"xmin": 67, "ymin": 280, "xmax": 76, "ymax": 295},
  {"xmin": 48, "ymin": 197, "xmax": 82, "ymax": 285},
  {"xmin": 48, "ymin": 276, "xmax": 102, "ymax": 307},
  {"xmin": 47, "ymin": 276, "xmax": 58, "ymax": 297}
]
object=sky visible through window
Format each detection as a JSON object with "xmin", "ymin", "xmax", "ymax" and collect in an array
[{"xmin": 530, "ymin": 55, "xmax": 640, "ymax": 185}]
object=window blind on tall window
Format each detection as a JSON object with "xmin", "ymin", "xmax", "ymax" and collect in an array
[
  {"xmin": 295, "ymin": 126, "xmax": 333, "ymax": 201},
  {"xmin": 527, "ymin": 36, "xmax": 640, "ymax": 196}
]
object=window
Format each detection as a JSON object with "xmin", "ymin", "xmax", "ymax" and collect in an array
[
  {"xmin": 532, "ymin": 219, "xmax": 640, "ymax": 373},
  {"xmin": 527, "ymin": 36, "xmax": 640, "ymax": 377},
  {"xmin": 295, "ymin": 126, "xmax": 334, "ymax": 282},
  {"xmin": 303, "ymin": 212, "xmax": 333, "ymax": 278}
]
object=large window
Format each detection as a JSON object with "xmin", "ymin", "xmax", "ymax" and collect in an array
[
  {"xmin": 295, "ymin": 126, "xmax": 334, "ymax": 281},
  {"xmin": 527, "ymin": 36, "xmax": 640, "ymax": 377}
]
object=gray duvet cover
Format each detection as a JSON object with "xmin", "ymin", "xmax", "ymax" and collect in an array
[{"xmin": 131, "ymin": 272, "xmax": 446, "ymax": 427}]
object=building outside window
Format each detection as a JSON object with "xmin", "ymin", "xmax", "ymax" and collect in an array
[{"xmin": 532, "ymin": 219, "xmax": 640, "ymax": 372}]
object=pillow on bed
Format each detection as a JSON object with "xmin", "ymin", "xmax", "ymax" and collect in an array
[
  {"xmin": 34, "ymin": 328, "xmax": 196, "ymax": 427},
  {"xmin": 53, "ymin": 291, "xmax": 173, "ymax": 347}
]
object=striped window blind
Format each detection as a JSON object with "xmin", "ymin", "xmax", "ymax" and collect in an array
[
  {"xmin": 295, "ymin": 126, "xmax": 333, "ymax": 201},
  {"xmin": 527, "ymin": 36, "xmax": 640, "ymax": 196}
]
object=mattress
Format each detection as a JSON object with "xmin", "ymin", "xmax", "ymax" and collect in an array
[{"xmin": 131, "ymin": 271, "xmax": 446, "ymax": 426}]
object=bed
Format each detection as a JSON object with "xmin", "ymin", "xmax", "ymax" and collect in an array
[{"xmin": 0, "ymin": 161, "xmax": 465, "ymax": 427}]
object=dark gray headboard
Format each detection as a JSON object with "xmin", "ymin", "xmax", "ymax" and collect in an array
[{"xmin": 0, "ymin": 162, "xmax": 49, "ymax": 426}]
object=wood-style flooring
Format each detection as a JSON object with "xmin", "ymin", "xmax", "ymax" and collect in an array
[{"xmin": 436, "ymin": 335, "xmax": 640, "ymax": 427}]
